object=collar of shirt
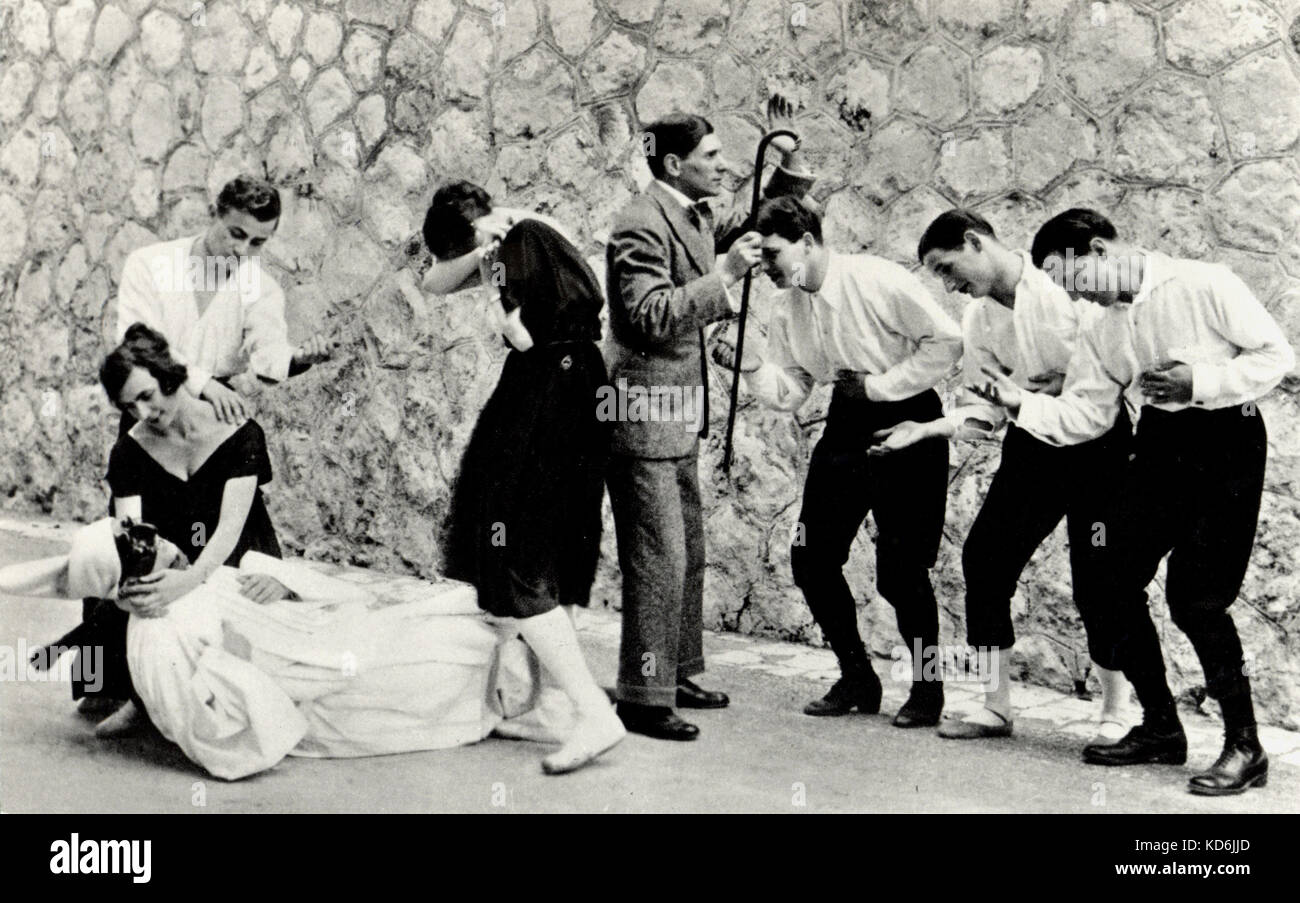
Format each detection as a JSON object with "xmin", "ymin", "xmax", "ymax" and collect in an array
[
  {"xmin": 1129, "ymin": 249, "xmax": 1177, "ymax": 306},
  {"xmin": 798, "ymin": 251, "xmax": 843, "ymax": 308},
  {"xmin": 1010, "ymin": 248, "xmax": 1037, "ymax": 299},
  {"xmin": 654, "ymin": 179, "xmax": 699, "ymax": 210}
]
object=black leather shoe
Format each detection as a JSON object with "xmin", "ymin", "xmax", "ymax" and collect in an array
[
  {"xmin": 804, "ymin": 668, "xmax": 882, "ymax": 716},
  {"xmin": 616, "ymin": 703, "xmax": 700, "ymax": 741},
  {"xmin": 892, "ymin": 683, "xmax": 944, "ymax": 728},
  {"xmin": 676, "ymin": 678, "xmax": 729, "ymax": 709},
  {"xmin": 1083, "ymin": 722, "xmax": 1187, "ymax": 766},
  {"xmin": 1188, "ymin": 728, "xmax": 1268, "ymax": 796}
]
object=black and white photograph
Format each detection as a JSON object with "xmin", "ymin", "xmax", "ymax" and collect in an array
[{"xmin": 0, "ymin": 0, "xmax": 1297, "ymax": 878}]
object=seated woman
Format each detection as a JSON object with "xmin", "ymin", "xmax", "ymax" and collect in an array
[
  {"xmin": 421, "ymin": 182, "xmax": 624, "ymax": 774},
  {"xmin": 0, "ymin": 515, "xmax": 557, "ymax": 780},
  {"xmin": 76, "ymin": 322, "xmax": 285, "ymax": 735}
]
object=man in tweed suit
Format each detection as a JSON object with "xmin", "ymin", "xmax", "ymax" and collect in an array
[{"xmin": 605, "ymin": 102, "xmax": 813, "ymax": 740}]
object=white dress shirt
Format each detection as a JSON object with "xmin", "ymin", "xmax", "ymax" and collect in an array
[
  {"xmin": 947, "ymin": 250, "xmax": 1100, "ymax": 442},
  {"xmin": 116, "ymin": 236, "xmax": 295, "ymax": 394},
  {"xmin": 745, "ymin": 252, "xmax": 962, "ymax": 412},
  {"xmin": 1017, "ymin": 250, "xmax": 1296, "ymax": 445}
]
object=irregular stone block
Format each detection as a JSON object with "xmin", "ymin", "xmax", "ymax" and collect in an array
[
  {"xmin": 1210, "ymin": 161, "xmax": 1300, "ymax": 252},
  {"xmin": 1165, "ymin": 0, "xmax": 1281, "ymax": 75},
  {"xmin": 581, "ymin": 29, "xmax": 647, "ymax": 97},
  {"xmin": 974, "ymin": 44, "xmax": 1043, "ymax": 114},
  {"xmin": 657, "ymin": 0, "xmax": 730, "ymax": 54},
  {"xmin": 492, "ymin": 48, "xmax": 577, "ymax": 139},
  {"xmin": 1058, "ymin": 1, "xmax": 1158, "ymax": 112},
  {"xmin": 896, "ymin": 44, "xmax": 969, "ymax": 127}
]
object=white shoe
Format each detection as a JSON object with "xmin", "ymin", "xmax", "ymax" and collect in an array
[
  {"xmin": 94, "ymin": 700, "xmax": 146, "ymax": 738},
  {"xmin": 541, "ymin": 709, "xmax": 626, "ymax": 775},
  {"xmin": 493, "ymin": 719, "xmax": 566, "ymax": 744}
]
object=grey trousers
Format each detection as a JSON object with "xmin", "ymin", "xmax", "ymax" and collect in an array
[{"xmin": 607, "ymin": 452, "xmax": 706, "ymax": 707}]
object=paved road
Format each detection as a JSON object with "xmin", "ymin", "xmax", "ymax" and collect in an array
[{"xmin": 2, "ymin": 528, "xmax": 1296, "ymax": 813}]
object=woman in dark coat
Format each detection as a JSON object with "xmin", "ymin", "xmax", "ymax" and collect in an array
[{"xmin": 422, "ymin": 181, "xmax": 624, "ymax": 774}]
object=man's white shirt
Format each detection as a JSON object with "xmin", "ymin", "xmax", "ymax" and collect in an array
[
  {"xmin": 744, "ymin": 252, "xmax": 962, "ymax": 412},
  {"xmin": 947, "ymin": 249, "xmax": 1098, "ymax": 441},
  {"xmin": 1016, "ymin": 250, "xmax": 1296, "ymax": 446},
  {"xmin": 116, "ymin": 235, "xmax": 295, "ymax": 394}
]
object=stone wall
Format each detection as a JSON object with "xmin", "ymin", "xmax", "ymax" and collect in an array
[{"xmin": 1, "ymin": 0, "xmax": 1298, "ymax": 725}]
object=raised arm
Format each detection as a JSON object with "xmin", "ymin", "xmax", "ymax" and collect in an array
[
  {"xmin": 609, "ymin": 223, "xmax": 737, "ymax": 346},
  {"xmin": 422, "ymin": 246, "xmax": 487, "ymax": 295}
]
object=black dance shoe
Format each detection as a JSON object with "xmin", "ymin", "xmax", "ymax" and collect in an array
[
  {"xmin": 1083, "ymin": 722, "xmax": 1187, "ymax": 766},
  {"xmin": 804, "ymin": 668, "xmax": 883, "ymax": 716},
  {"xmin": 892, "ymin": 682, "xmax": 944, "ymax": 728},
  {"xmin": 676, "ymin": 678, "xmax": 730, "ymax": 709},
  {"xmin": 1188, "ymin": 728, "xmax": 1268, "ymax": 796},
  {"xmin": 616, "ymin": 703, "xmax": 700, "ymax": 741}
]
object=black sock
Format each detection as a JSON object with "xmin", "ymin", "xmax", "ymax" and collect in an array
[{"xmin": 1217, "ymin": 689, "xmax": 1257, "ymax": 737}]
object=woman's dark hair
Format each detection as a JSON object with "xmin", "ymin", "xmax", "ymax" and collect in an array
[
  {"xmin": 917, "ymin": 209, "xmax": 996, "ymax": 263},
  {"xmin": 642, "ymin": 113, "xmax": 714, "ymax": 179},
  {"xmin": 754, "ymin": 196, "xmax": 823, "ymax": 244},
  {"xmin": 215, "ymin": 175, "xmax": 281, "ymax": 222},
  {"xmin": 423, "ymin": 181, "xmax": 493, "ymax": 260},
  {"xmin": 1030, "ymin": 208, "xmax": 1118, "ymax": 268},
  {"xmin": 100, "ymin": 322, "xmax": 189, "ymax": 403}
]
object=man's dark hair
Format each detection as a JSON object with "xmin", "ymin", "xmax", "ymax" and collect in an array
[
  {"xmin": 423, "ymin": 181, "xmax": 493, "ymax": 260},
  {"xmin": 100, "ymin": 322, "xmax": 189, "ymax": 403},
  {"xmin": 754, "ymin": 196, "xmax": 823, "ymax": 244},
  {"xmin": 642, "ymin": 114, "xmax": 714, "ymax": 180},
  {"xmin": 1030, "ymin": 208, "xmax": 1118, "ymax": 268},
  {"xmin": 215, "ymin": 175, "xmax": 281, "ymax": 222},
  {"xmin": 917, "ymin": 209, "xmax": 996, "ymax": 263}
]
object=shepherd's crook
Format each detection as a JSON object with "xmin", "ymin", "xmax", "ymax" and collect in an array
[{"xmin": 721, "ymin": 127, "xmax": 798, "ymax": 477}]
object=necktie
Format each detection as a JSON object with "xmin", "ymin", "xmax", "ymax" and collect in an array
[{"xmin": 688, "ymin": 200, "xmax": 712, "ymax": 239}]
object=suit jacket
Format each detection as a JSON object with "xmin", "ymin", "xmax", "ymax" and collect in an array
[{"xmin": 604, "ymin": 167, "xmax": 815, "ymax": 458}]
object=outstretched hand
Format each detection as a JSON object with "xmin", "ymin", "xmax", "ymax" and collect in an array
[
  {"xmin": 969, "ymin": 364, "xmax": 1023, "ymax": 413},
  {"xmin": 766, "ymin": 94, "xmax": 800, "ymax": 155},
  {"xmin": 867, "ymin": 420, "xmax": 932, "ymax": 456},
  {"xmin": 293, "ymin": 332, "xmax": 336, "ymax": 368}
]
